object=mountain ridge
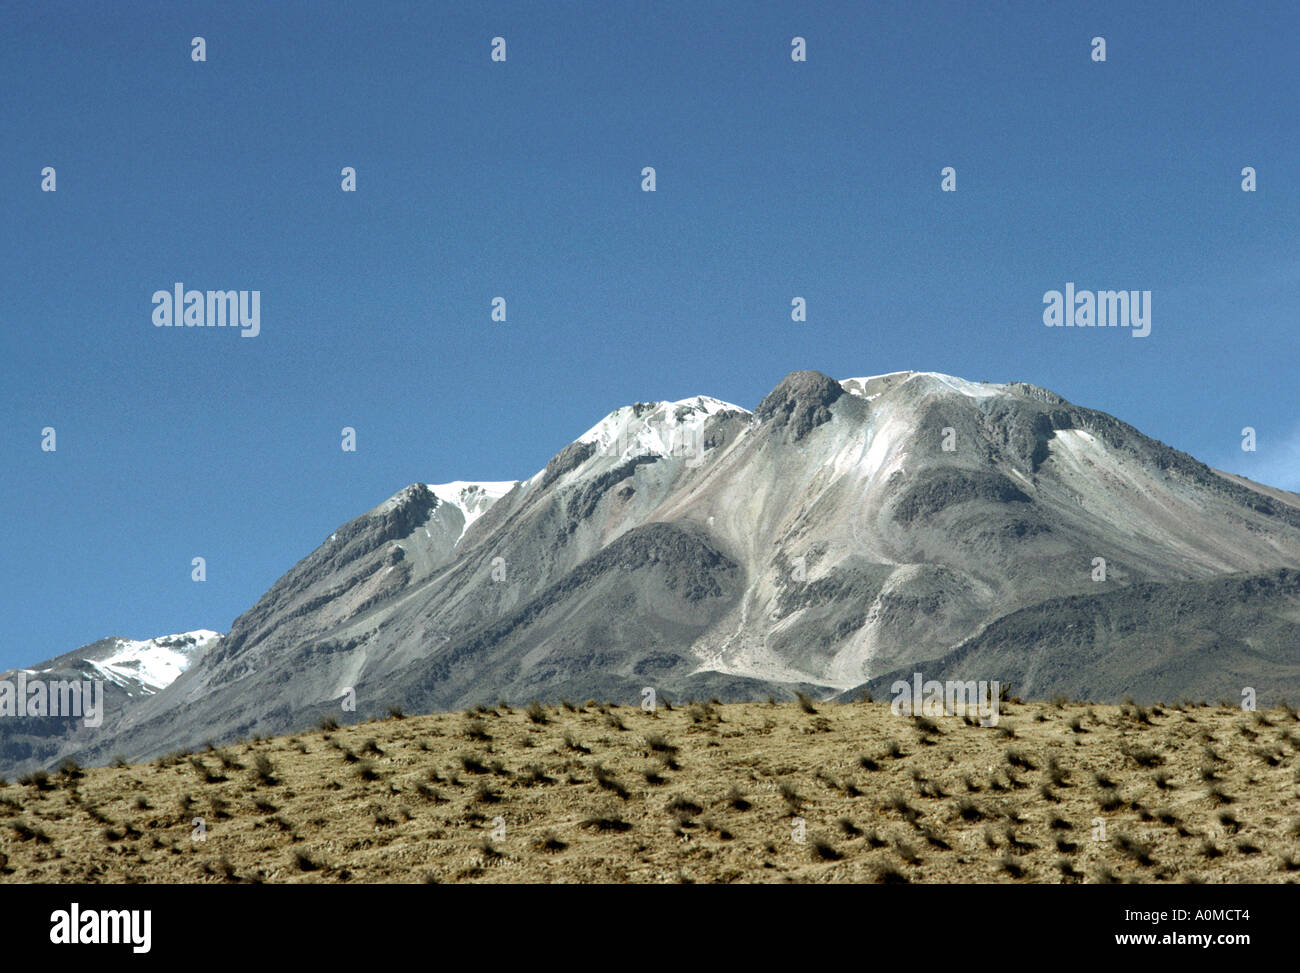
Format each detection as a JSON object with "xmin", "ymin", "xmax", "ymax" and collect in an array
[{"xmin": 5, "ymin": 368, "xmax": 1300, "ymax": 775}]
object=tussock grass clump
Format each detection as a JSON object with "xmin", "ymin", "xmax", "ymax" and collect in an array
[
  {"xmin": 919, "ymin": 826, "xmax": 951, "ymax": 850},
  {"xmin": 413, "ymin": 782, "xmax": 444, "ymax": 802},
  {"xmin": 581, "ymin": 815, "xmax": 632, "ymax": 833},
  {"xmin": 1208, "ymin": 786, "xmax": 1236, "ymax": 806},
  {"xmin": 563, "ymin": 733, "xmax": 591, "ymax": 755},
  {"xmin": 522, "ymin": 763, "xmax": 556, "ymax": 786},
  {"xmin": 189, "ymin": 757, "xmax": 226, "ymax": 784},
  {"xmin": 1124, "ymin": 746, "xmax": 1163, "ymax": 769},
  {"xmin": 913, "ymin": 715, "xmax": 941, "ymax": 737},
  {"xmin": 459, "ymin": 754, "xmax": 490, "ymax": 775},
  {"xmin": 1199, "ymin": 839, "xmax": 1224, "ymax": 860},
  {"xmin": 474, "ymin": 783, "xmax": 502, "ymax": 804},
  {"xmin": 887, "ymin": 793, "xmax": 922, "ymax": 823},
  {"xmin": 1000, "ymin": 855, "xmax": 1027, "ymax": 879},
  {"xmin": 1047, "ymin": 757, "xmax": 1070, "ymax": 788},
  {"xmin": 12, "ymin": 820, "xmax": 52, "ymax": 843},
  {"xmin": 536, "ymin": 831, "xmax": 567, "ymax": 852},
  {"xmin": 20, "ymin": 770, "xmax": 54, "ymax": 792},
  {"xmin": 956, "ymin": 798, "xmax": 985, "ymax": 822},
  {"xmin": 1113, "ymin": 833, "xmax": 1155, "ymax": 867},
  {"xmin": 893, "ymin": 840, "xmax": 922, "ymax": 865},
  {"xmin": 687, "ymin": 703, "xmax": 719, "ymax": 724},
  {"xmin": 525, "ymin": 701, "xmax": 549, "ymax": 725},
  {"xmin": 1122, "ymin": 700, "xmax": 1152, "ymax": 725},
  {"xmin": 1099, "ymin": 791, "xmax": 1125, "ymax": 812},
  {"xmin": 725, "ymin": 787, "xmax": 751, "ymax": 811},
  {"xmin": 666, "ymin": 795, "xmax": 704, "ymax": 816},
  {"xmin": 1003, "ymin": 827, "xmax": 1035, "ymax": 853},
  {"xmin": 252, "ymin": 754, "xmax": 279, "ymax": 786},
  {"xmin": 810, "ymin": 837, "xmax": 842, "ymax": 861},
  {"xmin": 592, "ymin": 764, "xmax": 630, "ymax": 799},
  {"xmin": 644, "ymin": 733, "xmax": 678, "ymax": 755},
  {"xmin": 1254, "ymin": 747, "xmax": 1282, "ymax": 767},
  {"xmin": 1004, "ymin": 748, "xmax": 1035, "ymax": 771},
  {"xmin": 778, "ymin": 782, "xmax": 804, "ymax": 813}
]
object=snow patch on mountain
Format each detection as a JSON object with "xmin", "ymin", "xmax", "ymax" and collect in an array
[
  {"xmin": 841, "ymin": 371, "xmax": 1004, "ymax": 399},
  {"xmin": 424, "ymin": 481, "xmax": 518, "ymax": 541},
  {"xmin": 84, "ymin": 630, "xmax": 221, "ymax": 694},
  {"xmin": 368, "ymin": 481, "xmax": 517, "ymax": 545},
  {"xmin": 575, "ymin": 395, "xmax": 749, "ymax": 461}
]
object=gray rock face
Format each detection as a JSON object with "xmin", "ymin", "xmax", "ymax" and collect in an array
[
  {"xmin": 7, "ymin": 369, "xmax": 1300, "ymax": 773},
  {"xmin": 755, "ymin": 369, "xmax": 844, "ymax": 441},
  {"xmin": 841, "ymin": 568, "xmax": 1300, "ymax": 705}
]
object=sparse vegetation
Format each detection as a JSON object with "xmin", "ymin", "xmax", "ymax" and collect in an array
[{"xmin": 0, "ymin": 697, "xmax": 1289, "ymax": 883}]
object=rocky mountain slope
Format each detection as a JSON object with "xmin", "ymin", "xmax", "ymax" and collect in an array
[
  {"xmin": 6, "ymin": 369, "xmax": 1300, "ymax": 775},
  {"xmin": 0, "ymin": 632, "xmax": 219, "ymax": 773}
]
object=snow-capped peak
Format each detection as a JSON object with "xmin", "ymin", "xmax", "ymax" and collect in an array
[
  {"xmin": 840, "ymin": 371, "xmax": 1005, "ymax": 400},
  {"xmin": 575, "ymin": 395, "xmax": 749, "ymax": 461},
  {"xmin": 85, "ymin": 630, "xmax": 221, "ymax": 695}
]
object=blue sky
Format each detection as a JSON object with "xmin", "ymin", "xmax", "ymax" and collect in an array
[{"xmin": 2, "ymin": 0, "xmax": 1297, "ymax": 667}]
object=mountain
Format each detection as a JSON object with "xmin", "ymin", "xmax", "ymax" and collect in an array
[
  {"xmin": 6, "ymin": 369, "xmax": 1300, "ymax": 775},
  {"xmin": 837, "ymin": 568, "xmax": 1300, "ymax": 705},
  {"xmin": 0, "ymin": 631, "xmax": 219, "ymax": 773}
]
